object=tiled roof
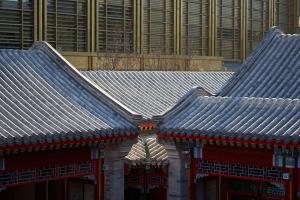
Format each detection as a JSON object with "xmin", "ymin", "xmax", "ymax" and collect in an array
[
  {"xmin": 125, "ymin": 135, "xmax": 168, "ymax": 165},
  {"xmin": 82, "ymin": 71, "xmax": 233, "ymax": 119},
  {"xmin": 158, "ymin": 96, "xmax": 300, "ymax": 144},
  {"xmin": 158, "ymin": 28, "xmax": 300, "ymax": 143},
  {"xmin": 218, "ymin": 27, "xmax": 300, "ymax": 98},
  {"xmin": 0, "ymin": 42, "xmax": 141, "ymax": 148}
]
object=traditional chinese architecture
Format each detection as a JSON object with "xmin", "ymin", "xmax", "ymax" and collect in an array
[
  {"xmin": 2, "ymin": 26, "xmax": 299, "ymax": 200},
  {"xmin": 0, "ymin": 42, "xmax": 143, "ymax": 200},
  {"xmin": 156, "ymin": 27, "xmax": 300, "ymax": 200},
  {"xmin": 83, "ymin": 71, "xmax": 233, "ymax": 199}
]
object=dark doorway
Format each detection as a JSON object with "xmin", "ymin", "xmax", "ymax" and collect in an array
[
  {"xmin": 125, "ymin": 186, "xmax": 141, "ymax": 200},
  {"xmin": 125, "ymin": 167, "xmax": 167, "ymax": 200},
  {"xmin": 149, "ymin": 187, "xmax": 167, "ymax": 200},
  {"xmin": 222, "ymin": 178, "xmax": 286, "ymax": 200},
  {"xmin": 195, "ymin": 176, "xmax": 219, "ymax": 200}
]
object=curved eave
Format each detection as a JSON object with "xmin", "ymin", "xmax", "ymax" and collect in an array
[
  {"xmin": 0, "ymin": 133, "xmax": 138, "ymax": 151},
  {"xmin": 157, "ymin": 132, "xmax": 300, "ymax": 148}
]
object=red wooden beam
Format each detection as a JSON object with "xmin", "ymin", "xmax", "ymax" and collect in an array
[
  {"xmin": 0, "ymin": 134, "xmax": 137, "ymax": 151},
  {"xmin": 203, "ymin": 145, "xmax": 273, "ymax": 167},
  {"xmin": 157, "ymin": 132, "xmax": 299, "ymax": 148},
  {"xmin": 5, "ymin": 148, "xmax": 91, "ymax": 171}
]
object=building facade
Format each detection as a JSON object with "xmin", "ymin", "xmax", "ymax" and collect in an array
[{"xmin": 0, "ymin": 0, "xmax": 298, "ymax": 70}]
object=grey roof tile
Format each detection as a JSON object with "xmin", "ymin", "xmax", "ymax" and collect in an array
[
  {"xmin": 158, "ymin": 27, "xmax": 300, "ymax": 143},
  {"xmin": 218, "ymin": 27, "xmax": 300, "ymax": 98},
  {"xmin": 0, "ymin": 42, "xmax": 140, "ymax": 148},
  {"xmin": 159, "ymin": 96, "xmax": 300, "ymax": 144},
  {"xmin": 82, "ymin": 71, "xmax": 233, "ymax": 119}
]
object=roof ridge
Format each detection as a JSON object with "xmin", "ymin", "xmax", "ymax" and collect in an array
[
  {"xmin": 217, "ymin": 27, "xmax": 284, "ymax": 96},
  {"xmin": 30, "ymin": 41, "xmax": 143, "ymax": 124},
  {"xmin": 83, "ymin": 70, "xmax": 232, "ymax": 74},
  {"xmin": 199, "ymin": 96, "xmax": 300, "ymax": 102}
]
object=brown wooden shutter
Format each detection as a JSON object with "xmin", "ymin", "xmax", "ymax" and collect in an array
[
  {"xmin": 47, "ymin": 0, "xmax": 88, "ymax": 52},
  {"xmin": 182, "ymin": 0, "xmax": 209, "ymax": 56},
  {"xmin": 143, "ymin": 0, "xmax": 174, "ymax": 55},
  {"xmin": 98, "ymin": 0, "xmax": 134, "ymax": 53},
  {"xmin": 275, "ymin": 0, "xmax": 294, "ymax": 33},
  {"xmin": 0, "ymin": 0, "xmax": 34, "ymax": 49},
  {"xmin": 216, "ymin": 0, "xmax": 241, "ymax": 61},
  {"xmin": 247, "ymin": 0, "xmax": 269, "ymax": 53}
]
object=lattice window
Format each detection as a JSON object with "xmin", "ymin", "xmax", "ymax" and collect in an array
[
  {"xmin": 275, "ymin": 0, "xmax": 294, "ymax": 33},
  {"xmin": 248, "ymin": 0, "xmax": 269, "ymax": 53},
  {"xmin": 98, "ymin": 0, "xmax": 134, "ymax": 53},
  {"xmin": 0, "ymin": 0, "xmax": 34, "ymax": 49},
  {"xmin": 0, "ymin": 161, "xmax": 92, "ymax": 187},
  {"xmin": 47, "ymin": 0, "xmax": 88, "ymax": 52},
  {"xmin": 182, "ymin": 0, "xmax": 209, "ymax": 56},
  {"xmin": 216, "ymin": 0, "xmax": 241, "ymax": 61},
  {"xmin": 265, "ymin": 183, "xmax": 285, "ymax": 198},
  {"xmin": 195, "ymin": 160, "xmax": 285, "ymax": 182},
  {"xmin": 143, "ymin": 0, "xmax": 174, "ymax": 55}
]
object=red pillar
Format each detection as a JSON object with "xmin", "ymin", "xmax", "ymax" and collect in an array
[
  {"xmin": 189, "ymin": 159, "xmax": 195, "ymax": 200},
  {"xmin": 294, "ymin": 168, "xmax": 300, "ymax": 200},
  {"xmin": 287, "ymin": 168, "xmax": 299, "ymax": 200},
  {"xmin": 285, "ymin": 178, "xmax": 291, "ymax": 200},
  {"xmin": 95, "ymin": 158, "xmax": 104, "ymax": 200},
  {"xmin": 63, "ymin": 178, "xmax": 68, "ymax": 200}
]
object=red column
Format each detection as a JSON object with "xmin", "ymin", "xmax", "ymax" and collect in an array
[
  {"xmin": 285, "ymin": 179, "xmax": 291, "ymax": 200},
  {"xmin": 63, "ymin": 178, "xmax": 68, "ymax": 200},
  {"xmin": 287, "ymin": 168, "xmax": 299, "ymax": 200},
  {"xmin": 95, "ymin": 158, "xmax": 104, "ymax": 200},
  {"xmin": 189, "ymin": 159, "xmax": 195, "ymax": 200},
  {"xmin": 294, "ymin": 168, "xmax": 300, "ymax": 200}
]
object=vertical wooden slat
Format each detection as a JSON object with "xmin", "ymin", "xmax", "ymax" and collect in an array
[
  {"xmin": 95, "ymin": 0, "xmax": 99, "ymax": 52},
  {"xmin": 21, "ymin": 0, "xmax": 24, "ymax": 48},
  {"xmin": 33, "ymin": 0, "xmax": 38, "ymax": 42},
  {"xmin": 55, "ymin": 0, "xmax": 58, "ymax": 48},
  {"xmin": 88, "ymin": 0, "xmax": 92, "ymax": 52},
  {"xmin": 241, "ymin": 0, "xmax": 247, "ymax": 61},
  {"xmin": 38, "ymin": 0, "xmax": 43, "ymax": 41},
  {"xmin": 139, "ymin": 0, "xmax": 143, "ymax": 54},
  {"xmin": 43, "ymin": 0, "xmax": 47, "ymax": 41}
]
